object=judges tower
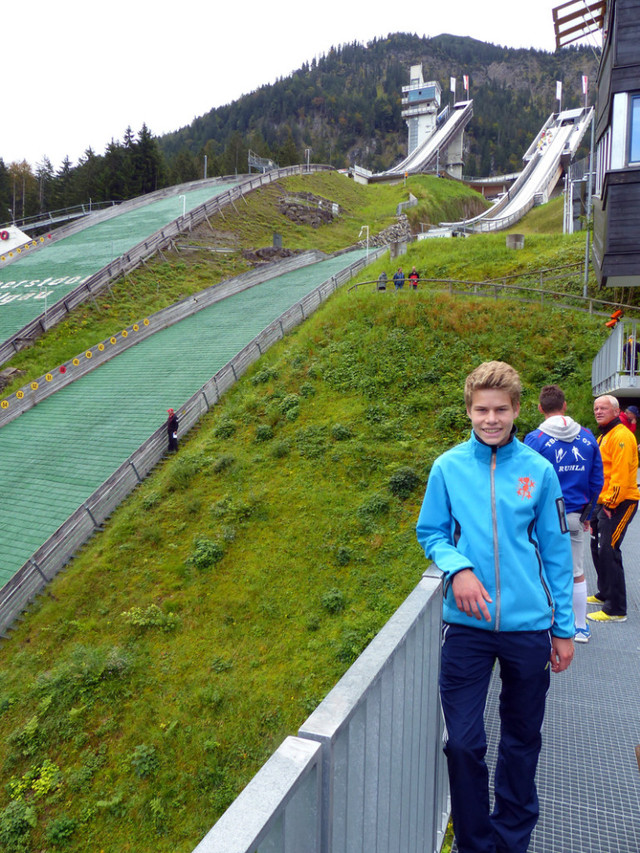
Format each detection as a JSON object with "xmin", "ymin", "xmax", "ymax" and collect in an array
[{"xmin": 401, "ymin": 65, "xmax": 442, "ymax": 155}]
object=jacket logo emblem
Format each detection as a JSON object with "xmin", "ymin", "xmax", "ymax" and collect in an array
[{"xmin": 517, "ymin": 477, "xmax": 536, "ymax": 499}]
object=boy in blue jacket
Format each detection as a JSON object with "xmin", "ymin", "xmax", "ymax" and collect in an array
[{"xmin": 416, "ymin": 361, "xmax": 574, "ymax": 853}]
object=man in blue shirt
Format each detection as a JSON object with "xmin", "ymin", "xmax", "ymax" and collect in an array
[{"xmin": 525, "ymin": 384, "xmax": 604, "ymax": 643}]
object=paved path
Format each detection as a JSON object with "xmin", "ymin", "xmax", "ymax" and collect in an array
[
  {"xmin": 0, "ymin": 183, "xmax": 235, "ymax": 342},
  {"xmin": 0, "ymin": 251, "xmax": 366, "ymax": 587}
]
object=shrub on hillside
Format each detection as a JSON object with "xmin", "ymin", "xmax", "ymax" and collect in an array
[
  {"xmin": 388, "ymin": 467, "xmax": 421, "ymax": 500},
  {"xmin": 321, "ymin": 588, "xmax": 346, "ymax": 614},
  {"xmin": 434, "ymin": 405, "xmax": 468, "ymax": 432},
  {"xmin": 130, "ymin": 743, "xmax": 159, "ymax": 779},
  {"xmin": 331, "ymin": 423, "xmax": 353, "ymax": 441},
  {"xmin": 188, "ymin": 537, "xmax": 225, "ymax": 570},
  {"xmin": 142, "ymin": 490, "xmax": 161, "ymax": 510},
  {"xmin": 280, "ymin": 394, "xmax": 301, "ymax": 421},
  {"xmin": 214, "ymin": 417, "xmax": 237, "ymax": 438},
  {"xmin": 121, "ymin": 604, "xmax": 180, "ymax": 633},
  {"xmin": 254, "ymin": 424, "xmax": 274, "ymax": 442},
  {"xmin": 0, "ymin": 799, "xmax": 36, "ymax": 852},
  {"xmin": 271, "ymin": 439, "xmax": 291, "ymax": 459},
  {"xmin": 295, "ymin": 425, "xmax": 327, "ymax": 458},
  {"xmin": 356, "ymin": 493, "xmax": 390, "ymax": 523},
  {"xmin": 251, "ymin": 367, "xmax": 279, "ymax": 385},
  {"xmin": 167, "ymin": 454, "xmax": 207, "ymax": 491},
  {"xmin": 45, "ymin": 814, "xmax": 77, "ymax": 847},
  {"xmin": 213, "ymin": 454, "xmax": 235, "ymax": 473}
]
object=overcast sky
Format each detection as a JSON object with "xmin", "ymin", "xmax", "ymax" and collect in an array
[{"xmin": 5, "ymin": 0, "xmax": 599, "ymax": 171}]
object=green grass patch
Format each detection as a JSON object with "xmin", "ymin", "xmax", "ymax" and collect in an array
[{"xmin": 507, "ymin": 194, "xmax": 565, "ymax": 235}]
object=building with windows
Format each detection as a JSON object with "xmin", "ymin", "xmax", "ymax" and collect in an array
[
  {"xmin": 590, "ymin": 0, "xmax": 640, "ymax": 286},
  {"xmin": 554, "ymin": 0, "xmax": 640, "ymax": 397}
]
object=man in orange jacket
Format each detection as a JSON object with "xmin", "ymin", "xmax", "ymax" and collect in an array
[{"xmin": 588, "ymin": 395, "xmax": 639, "ymax": 623}]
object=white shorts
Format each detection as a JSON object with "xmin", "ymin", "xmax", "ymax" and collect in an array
[{"xmin": 566, "ymin": 511, "xmax": 585, "ymax": 578}]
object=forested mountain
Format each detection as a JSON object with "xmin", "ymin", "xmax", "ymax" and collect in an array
[
  {"xmin": 1, "ymin": 33, "xmax": 599, "ymax": 223},
  {"xmin": 160, "ymin": 33, "xmax": 598, "ymax": 177}
]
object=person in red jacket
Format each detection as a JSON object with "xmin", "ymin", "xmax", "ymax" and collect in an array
[{"xmin": 619, "ymin": 404, "xmax": 638, "ymax": 433}]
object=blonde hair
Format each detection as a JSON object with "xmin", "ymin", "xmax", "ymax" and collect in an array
[{"xmin": 464, "ymin": 361, "xmax": 522, "ymax": 409}]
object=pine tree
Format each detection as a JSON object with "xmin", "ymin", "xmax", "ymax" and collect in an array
[
  {"xmin": 0, "ymin": 159, "xmax": 13, "ymax": 223},
  {"xmin": 35, "ymin": 158, "xmax": 55, "ymax": 213},
  {"xmin": 133, "ymin": 124, "xmax": 165, "ymax": 195}
]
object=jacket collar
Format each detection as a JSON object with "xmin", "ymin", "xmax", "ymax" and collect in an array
[
  {"xmin": 599, "ymin": 416, "xmax": 621, "ymax": 435},
  {"xmin": 470, "ymin": 426, "xmax": 518, "ymax": 460}
]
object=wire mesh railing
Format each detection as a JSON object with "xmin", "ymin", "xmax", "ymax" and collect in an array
[
  {"xmin": 0, "ymin": 200, "xmax": 122, "ymax": 232},
  {"xmin": 348, "ymin": 262, "xmax": 640, "ymax": 320}
]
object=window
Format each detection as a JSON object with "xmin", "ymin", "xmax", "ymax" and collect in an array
[{"xmin": 630, "ymin": 95, "xmax": 640, "ymax": 164}]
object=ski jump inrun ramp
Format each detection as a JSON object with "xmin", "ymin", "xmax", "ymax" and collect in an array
[{"xmin": 441, "ymin": 106, "xmax": 594, "ymax": 234}]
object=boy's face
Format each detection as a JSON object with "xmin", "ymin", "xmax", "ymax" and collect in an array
[{"xmin": 467, "ymin": 388, "xmax": 519, "ymax": 447}]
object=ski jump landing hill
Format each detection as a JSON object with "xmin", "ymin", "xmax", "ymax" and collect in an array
[
  {"xmin": 430, "ymin": 105, "xmax": 594, "ymax": 236},
  {"xmin": 0, "ymin": 169, "xmax": 377, "ymax": 635}
]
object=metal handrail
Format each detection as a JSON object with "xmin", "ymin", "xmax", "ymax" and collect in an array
[
  {"xmin": 348, "ymin": 264, "xmax": 639, "ymax": 320},
  {"xmin": 192, "ymin": 568, "xmax": 447, "ymax": 853},
  {"xmin": 0, "ymin": 200, "xmax": 122, "ymax": 232}
]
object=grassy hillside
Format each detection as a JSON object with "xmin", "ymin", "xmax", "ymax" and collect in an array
[
  {"xmin": 0, "ymin": 277, "xmax": 606, "ymax": 852},
  {"xmin": 0, "ymin": 175, "xmax": 610, "ymax": 851},
  {"xmin": 507, "ymin": 194, "xmax": 564, "ymax": 235}
]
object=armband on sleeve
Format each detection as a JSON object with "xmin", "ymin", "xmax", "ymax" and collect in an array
[{"xmin": 556, "ymin": 497, "xmax": 568, "ymax": 533}]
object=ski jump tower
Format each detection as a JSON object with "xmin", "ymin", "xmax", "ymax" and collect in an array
[
  {"xmin": 400, "ymin": 64, "xmax": 468, "ymax": 179},
  {"xmin": 402, "ymin": 66, "xmax": 442, "ymax": 154}
]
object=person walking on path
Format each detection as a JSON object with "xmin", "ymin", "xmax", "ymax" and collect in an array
[
  {"xmin": 525, "ymin": 384, "xmax": 603, "ymax": 643},
  {"xmin": 587, "ymin": 395, "xmax": 639, "ymax": 623},
  {"xmin": 416, "ymin": 361, "xmax": 574, "ymax": 853},
  {"xmin": 377, "ymin": 270, "xmax": 388, "ymax": 291},
  {"xmin": 166, "ymin": 408, "xmax": 179, "ymax": 452},
  {"xmin": 393, "ymin": 267, "xmax": 405, "ymax": 290},
  {"xmin": 409, "ymin": 266, "xmax": 419, "ymax": 289}
]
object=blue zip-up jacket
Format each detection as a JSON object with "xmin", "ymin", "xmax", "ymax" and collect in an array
[{"xmin": 416, "ymin": 431, "xmax": 574, "ymax": 638}]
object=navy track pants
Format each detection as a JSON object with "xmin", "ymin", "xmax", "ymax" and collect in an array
[
  {"xmin": 440, "ymin": 623, "xmax": 552, "ymax": 853},
  {"xmin": 589, "ymin": 500, "xmax": 638, "ymax": 616}
]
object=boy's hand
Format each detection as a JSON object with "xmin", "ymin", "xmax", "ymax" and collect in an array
[
  {"xmin": 451, "ymin": 569, "xmax": 492, "ymax": 621},
  {"xmin": 549, "ymin": 636, "xmax": 574, "ymax": 673}
]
